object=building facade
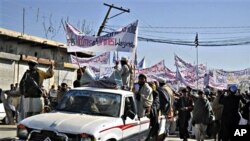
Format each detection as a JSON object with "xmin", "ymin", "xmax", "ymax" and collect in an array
[{"xmin": 0, "ymin": 28, "xmax": 94, "ymax": 90}]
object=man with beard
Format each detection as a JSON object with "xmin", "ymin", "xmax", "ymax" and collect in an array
[
  {"xmin": 119, "ymin": 57, "xmax": 131, "ymax": 90},
  {"xmin": 134, "ymin": 74, "xmax": 153, "ymax": 118},
  {"xmin": 19, "ymin": 59, "xmax": 54, "ymax": 118},
  {"xmin": 73, "ymin": 67, "xmax": 86, "ymax": 88},
  {"xmin": 57, "ymin": 83, "xmax": 69, "ymax": 104}
]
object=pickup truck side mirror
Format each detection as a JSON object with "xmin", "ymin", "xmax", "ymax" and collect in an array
[
  {"xmin": 127, "ymin": 110, "xmax": 136, "ymax": 119},
  {"xmin": 123, "ymin": 109, "xmax": 136, "ymax": 120}
]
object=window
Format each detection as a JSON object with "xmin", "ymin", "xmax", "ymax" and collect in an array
[
  {"xmin": 57, "ymin": 90, "xmax": 121, "ymax": 117},
  {"xmin": 124, "ymin": 97, "xmax": 136, "ymax": 116}
]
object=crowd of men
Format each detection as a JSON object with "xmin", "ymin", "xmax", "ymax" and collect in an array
[
  {"xmin": 112, "ymin": 56, "xmax": 250, "ymax": 141},
  {"xmin": 132, "ymin": 75, "xmax": 250, "ymax": 141},
  {"xmin": 0, "ymin": 57, "xmax": 250, "ymax": 141}
]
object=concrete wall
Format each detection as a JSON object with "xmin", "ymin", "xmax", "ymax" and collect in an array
[{"xmin": 0, "ymin": 59, "xmax": 15, "ymax": 89}]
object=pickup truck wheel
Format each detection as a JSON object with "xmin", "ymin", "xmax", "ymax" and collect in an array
[
  {"xmin": 3, "ymin": 117, "xmax": 9, "ymax": 124},
  {"xmin": 106, "ymin": 139, "xmax": 116, "ymax": 141}
]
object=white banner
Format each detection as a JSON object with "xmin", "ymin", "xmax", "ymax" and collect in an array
[
  {"xmin": 161, "ymin": 67, "xmax": 177, "ymax": 82},
  {"xmin": 100, "ymin": 66, "xmax": 114, "ymax": 78},
  {"xmin": 134, "ymin": 60, "xmax": 176, "ymax": 83},
  {"xmin": 70, "ymin": 52, "xmax": 110, "ymax": 66},
  {"xmin": 88, "ymin": 66, "xmax": 114, "ymax": 79},
  {"xmin": 135, "ymin": 60, "xmax": 165, "ymax": 75},
  {"xmin": 209, "ymin": 68, "xmax": 250, "ymax": 89},
  {"xmin": 66, "ymin": 20, "xmax": 138, "ymax": 53},
  {"xmin": 175, "ymin": 55, "xmax": 207, "ymax": 89},
  {"xmin": 175, "ymin": 54, "xmax": 250, "ymax": 90},
  {"xmin": 147, "ymin": 67, "xmax": 177, "ymax": 83}
]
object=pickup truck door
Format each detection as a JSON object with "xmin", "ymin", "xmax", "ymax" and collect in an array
[
  {"xmin": 122, "ymin": 96, "xmax": 140, "ymax": 141},
  {"xmin": 139, "ymin": 116, "xmax": 150, "ymax": 134}
]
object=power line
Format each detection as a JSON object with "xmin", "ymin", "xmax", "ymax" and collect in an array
[
  {"xmin": 138, "ymin": 29, "xmax": 250, "ymax": 35},
  {"xmin": 106, "ymin": 24, "xmax": 250, "ymax": 29},
  {"xmin": 138, "ymin": 36, "xmax": 250, "ymax": 47},
  {"xmin": 105, "ymin": 25, "xmax": 250, "ymax": 47}
]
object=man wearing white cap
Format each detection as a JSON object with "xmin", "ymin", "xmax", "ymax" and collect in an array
[
  {"xmin": 118, "ymin": 57, "xmax": 131, "ymax": 90},
  {"xmin": 19, "ymin": 59, "xmax": 54, "ymax": 118}
]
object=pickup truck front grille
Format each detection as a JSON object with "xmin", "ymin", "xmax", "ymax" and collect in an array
[{"xmin": 28, "ymin": 130, "xmax": 80, "ymax": 141}]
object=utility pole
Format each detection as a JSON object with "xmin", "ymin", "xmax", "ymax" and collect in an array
[
  {"xmin": 97, "ymin": 3, "xmax": 130, "ymax": 36},
  {"xmin": 195, "ymin": 33, "xmax": 199, "ymax": 90},
  {"xmin": 22, "ymin": 8, "xmax": 25, "ymax": 35}
]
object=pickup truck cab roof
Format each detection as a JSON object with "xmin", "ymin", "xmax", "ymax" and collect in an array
[{"xmin": 71, "ymin": 87, "xmax": 134, "ymax": 97}]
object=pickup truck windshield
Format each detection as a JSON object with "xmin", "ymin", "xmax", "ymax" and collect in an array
[{"xmin": 56, "ymin": 90, "xmax": 121, "ymax": 117}]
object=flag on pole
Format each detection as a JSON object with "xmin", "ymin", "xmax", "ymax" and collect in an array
[
  {"xmin": 195, "ymin": 32, "xmax": 199, "ymax": 47},
  {"xmin": 65, "ymin": 22, "xmax": 82, "ymax": 35},
  {"xmin": 117, "ymin": 51, "xmax": 119, "ymax": 61},
  {"xmin": 138, "ymin": 57, "xmax": 146, "ymax": 69},
  {"xmin": 113, "ymin": 51, "xmax": 116, "ymax": 63},
  {"xmin": 134, "ymin": 50, "xmax": 138, "ymax": 66}
]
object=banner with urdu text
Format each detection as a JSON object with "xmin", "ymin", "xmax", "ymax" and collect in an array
[{"xmin": 66, "ymin": 20, "xmax": 138, "ymax": 53}]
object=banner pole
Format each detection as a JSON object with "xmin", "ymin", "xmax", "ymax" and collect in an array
[
  {"xmin": 74, "ymin": 52, "xmax": 83, "ymax": 74},
  {"xmin": 195, "ymin": 33, "xmax": 199, "ymax": 90}
]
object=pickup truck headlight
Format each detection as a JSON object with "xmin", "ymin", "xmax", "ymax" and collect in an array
[
  {"xmin": 80, "ymin": 133, "xmax": 94, "ymax": 141},
  {"xmin": 17, "ymin": 124, "xmax": 29, "ymax": 139}
]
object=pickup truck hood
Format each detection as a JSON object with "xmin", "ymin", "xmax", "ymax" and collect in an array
[{"xmin": 20, "ymin": 112, "xmax": 117, "ymax": 135}]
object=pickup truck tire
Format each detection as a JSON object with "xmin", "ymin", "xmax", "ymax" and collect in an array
[
  {"xmin": 106, "ymin": 139, "xmax": 116, "ymax": 141},
  {"xmin": 2, "ymin": 117, "xmax": 8, "ymax": 124}
]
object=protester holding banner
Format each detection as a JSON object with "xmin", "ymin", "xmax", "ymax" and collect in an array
[
  {"xmin": 117, "ymin": 57, "xmax": 131, "ymax": 90},
  {"xmin": 19, "ymin": 59, "xmax": 54, "ymax": 118}
]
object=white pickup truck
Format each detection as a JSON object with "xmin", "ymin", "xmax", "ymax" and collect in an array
[{"xmin": 17, "ymin": 87, "xmax": 166, "ymax": 141}]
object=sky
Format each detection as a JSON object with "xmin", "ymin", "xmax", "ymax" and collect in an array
[{"xmin": 1, "ymin": 0, "xmax": 250, "ymax": 71}]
